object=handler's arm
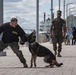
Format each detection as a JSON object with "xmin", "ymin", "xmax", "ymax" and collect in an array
[{"xmin": 18, "ymin": 26, "xmax": 27, "ymax": 45}]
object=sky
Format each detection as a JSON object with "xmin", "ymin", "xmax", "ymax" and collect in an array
[{"xmin": 4, "ymin": 0, "xmax": 76, "ymax": 31}]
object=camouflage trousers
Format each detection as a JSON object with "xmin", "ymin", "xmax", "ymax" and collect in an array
[
  {"xmin": 0, "ymin": 41, "xmax": 26, "ymax": 64},
  {"xmin": 52, "ymin": 35, "xmax": 63, "ymax": 52}
]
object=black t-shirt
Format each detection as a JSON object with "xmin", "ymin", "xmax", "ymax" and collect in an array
[{"xmin": 0, "ymin": 22, "xmax": 26, "ymax": 43}]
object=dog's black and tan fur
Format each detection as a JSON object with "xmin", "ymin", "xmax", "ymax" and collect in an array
[{"xmin": 27, "ymin": 31, "xmax": 63, "ymax": 68}]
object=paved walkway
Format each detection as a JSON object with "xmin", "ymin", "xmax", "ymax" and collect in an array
[{"xmin": 0, "ymin": 42, "xmax": 76, "ymax": 75}]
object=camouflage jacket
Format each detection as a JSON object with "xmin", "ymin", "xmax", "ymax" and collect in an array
[{"xmin": 52, "ymin": 18, "xmax": 66, "ymax": 36}]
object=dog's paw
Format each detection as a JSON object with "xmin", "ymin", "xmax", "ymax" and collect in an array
[
  {"xmin": 24, "ymin": 64, "xmax": 28, "ymax": 68},
  {"xmin": 50, "ymin": 65, "xmax": 54, "ymax": 68}
]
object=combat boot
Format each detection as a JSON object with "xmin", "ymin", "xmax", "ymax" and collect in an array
[
  {"xmin": 57, "ymin": 52, "xmax": 62, "ymax": 57},
  {"xmin": 23, "ymin": 63, "xmax": 28, "ymax": 68}
]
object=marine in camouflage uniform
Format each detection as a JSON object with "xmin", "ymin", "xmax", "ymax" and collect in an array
[{"xmin": 50, "ymin": 10, "xmax": 66, "ymax": 57}]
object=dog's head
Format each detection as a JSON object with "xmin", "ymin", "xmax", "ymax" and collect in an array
[{"xmin": 27, "ymin": 31, "xmax": 36, "ymax": 43}]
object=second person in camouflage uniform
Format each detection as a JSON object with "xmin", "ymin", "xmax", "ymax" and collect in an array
[{"xmin": 50, "ymin": 10, "xmax": 66, "ymax": 57}]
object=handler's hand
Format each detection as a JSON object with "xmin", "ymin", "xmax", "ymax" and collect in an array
[{"xmin": 20, "ymin": 41, "xmax": 25, "ymax": 45}]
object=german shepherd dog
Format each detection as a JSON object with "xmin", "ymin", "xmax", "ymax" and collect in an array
[{"xmin": 27, "ymin": 31, "xmax": 63, "ymax": 68}]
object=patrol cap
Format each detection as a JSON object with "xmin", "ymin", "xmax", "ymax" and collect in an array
[
  {"xmin": 11, "ymin": 18, "xmax": 18, "ymax": 22},
  {"xmin": 57, "ymin": 10, "xmax": 62, "ymax": 14}
]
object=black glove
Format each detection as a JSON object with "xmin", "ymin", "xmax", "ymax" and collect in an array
[{"xmin": 20, "ymin": 41, "xmax": 25, "ymax": 45}]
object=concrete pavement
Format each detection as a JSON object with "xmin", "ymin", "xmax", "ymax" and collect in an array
[{"xmin": 0, "ymin": 42, "xmax": 76, "ymax": 75}]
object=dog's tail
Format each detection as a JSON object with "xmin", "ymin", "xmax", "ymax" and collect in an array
[{"xmin": 55, "ymin": 61, "xmax": 63, "ymax": 67}]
